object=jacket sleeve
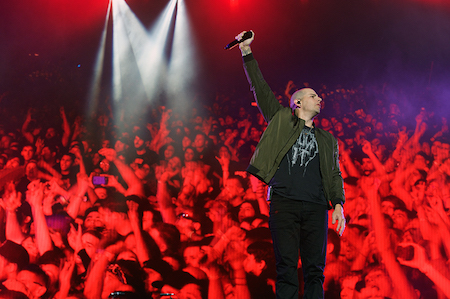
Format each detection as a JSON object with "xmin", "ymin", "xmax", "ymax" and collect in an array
[
  {"xmin": 330, "ymin": 137, "xmax": 345, "ymax": 208},
  {"xmin": 243, "ymin": 54, "xmax": 283, "ymax": 123}
]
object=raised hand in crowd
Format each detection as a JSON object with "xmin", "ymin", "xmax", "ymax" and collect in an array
[
  {"xmin": 71, "ymin": 115, "xmax": 83, "ymax": 142},
  {"xmin": 34, "ymin": 137, "xmax": 45, "ymax": 157},
  {"xmin": 284, "ymin": 80, "xmax": 296, "ymax": 100},
  {"xmin": 150, "ymin": 108, "xmax": 173, "ymax": 153},
  {"xmin": 397, "ymin": 241, "xmax": 450, "ymax": 298},
  {"xmin": 126, "ymin": 199, "xmax": 151, "ymax": 265},
  {"xmin": 1, "ymin": 181, "xmax": 22, "ymax": 212},
  {"xmin": 27, "ymin": 180, "xmax": 54, "ymax": 256},
  {"xmin": 198, "ymin": 245, "xmax": 226, "ymax": 299},
  {"xmin": 99, "ymin": 147, "xmax": 144, "ymax": 197},
  {"xmin": 54, "ymin": 254, "xmax": 76, "ymax": 299},
  {"xmin": 60, "ymin": 106, "xmax": 71, "ymax": 148},
  {"xmin": 2, "ymin": 181, "xmax": 27, "ymax": 244},
  {"xmin": 366, "ymin": 177, "xmax": 419, "ymax": 299},
  {"xmin": 65, "ymin": 172, "xmax": 90, "ymax": 219},
  {"xmin": 225, "ymin": 231, "xmax": 251, "ymax": 299}
]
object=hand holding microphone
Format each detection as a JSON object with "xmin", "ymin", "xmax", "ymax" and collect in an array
[{"xmin": 224, "ymin": 30, "xmax": 254, "ymax": 50}]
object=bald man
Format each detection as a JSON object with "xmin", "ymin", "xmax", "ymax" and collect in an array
[{"xmin": 235, "ymin": 30, "xmax": 345, "ymax": 299}]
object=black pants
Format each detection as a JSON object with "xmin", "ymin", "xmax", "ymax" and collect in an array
[{"xmin": 268, "ymin": 194, "xmax": 328, "ymax": 299}]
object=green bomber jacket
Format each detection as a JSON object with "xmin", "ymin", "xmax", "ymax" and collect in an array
[{"xmin": 243, "ymin": 54, "xmax": 345, "ymax": 209}]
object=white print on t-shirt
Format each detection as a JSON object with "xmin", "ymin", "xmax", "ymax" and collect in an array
[{"xmin": 289, "ymin": 130, "xmax": 318, "ymax": 176}]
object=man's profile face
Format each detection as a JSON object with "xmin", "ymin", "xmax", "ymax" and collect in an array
[
  {"xmin": 41, "ymin": 147, "xmax": 54, "ymax": 161},
  {"xmin": 134, "ymin": 135, "xmax": 144, "ymax": 149},
  {"xmin": 438, "ymin": 142, "xmax": 450, "ymax": 160},
  {"xmin": 45, "ymin": 128, "xmax": 56, "ymax": 139},
  {"xmin": 84, "ymin": 211, "xmax": 104, "ymax": 230},
  {"xmin": 297, "ymin": 88, "xmax": 322, "ymax": 115},
  {"xmin": 178, "ymin": 283, "xmax": 202, "ymax": 299},
  {"xmin": 164, "ymin": 145, "xmax": 175, "ymax": 160},
  {"xmin": 321, "ymin": 118, "xmax": 331, "ymax": 128},
  {"xmin": 182, "ymin": 136, "xmax": 192, "ymax": 148},
  {"xmin": 361, "ymin": 158, "xmax": 374, "ymax": 174},
  {"xmin": 17, "ymin": 270, "xmax": 47, "ymax": 299},
  {"xmin": 0, "ymin": 255, "xmax": 10, "ymax": 281},
  {"xmin": 250, "ymin": 127, "xmax": 260, "ymax": 140},
  {"xmin": 184, "ymin": 148, "xmax": 195, "ymax": 162},
  {"xmin": 7, "ymin": 157, "xmax": 20, "ymax": 169},
  {"xmin": 114, "ymin": 140, "xmax": 126, "ymax": 152},
  {"xmin": 380, "ymin": 201, "xmax": 395, "ymax": 217},
  {"xmin": 194, "ymin": 134, "xmax": 206, "ymax": 148},
  {"xmin": 363, "ymin": 269, "xmax": 393, "ymax": 298},
  {"xmin": 98, "ymin": 207, "xmax": 115, "ymax": 229},
  {"xmin": 0, "ymin": 135, "xmax": 11, "ymax": 149},
  {"xmin": 21, "ymin": 146, "xmax": 34, "ymax": 161},
  {"xmin": 183, "ymin": 246, "xmax": 202, "ymax": 268},
  {"xmin": 243, "ymin": 253, "xmax": 264, "ymax": 275},
  {"xmin": 94, "ymin": 187, "xmax": 108, "ymax": 200},
  {"xmin": 26, "ymin": 162, "xmax": 38, "ymax": 178},
  {"xmin": 224, "ymin": 178, "xmax": 243, "ymax": 200},
  {"xmin": 142, "ymin": 210, "xmax": 154, "ymax": 232},
  {"xmin": 238, "ymin": 202, "xmax": 256, "ymax": 223},
  {"xmin": 392, "ymin": 209, "xmax": 408, "ymax": 230},
  {"xmin": 59, "ymin": 155, "xmax": 73, "ymax": 171}
]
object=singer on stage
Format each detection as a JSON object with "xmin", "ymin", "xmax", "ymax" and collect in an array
[{"xmin": 234, "ymin": 30, "xmax": 346, "ymax": 299}]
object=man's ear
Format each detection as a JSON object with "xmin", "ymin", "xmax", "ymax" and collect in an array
[
  {"xmin": 327, "ymin": 243, "xmax": 335, "ymax": 255},
  {"xmin": 23, "ymin": 216, "xmax": 32, "ymax": 225},
  {"xmin": 34, "ymin": 285, "xmax": 47, "ymax": 298},
  {"xmin": 5, "ymin": 262, "xmax": 17, "ymax": 275},
  {"xmin": 257, "ymin": 260, "xmax": 266, "ymax": 272}
]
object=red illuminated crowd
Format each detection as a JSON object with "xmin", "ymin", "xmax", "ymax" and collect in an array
[{"xmin": 0, "ymin": 81, "xmax": 449, "ymax": 299}]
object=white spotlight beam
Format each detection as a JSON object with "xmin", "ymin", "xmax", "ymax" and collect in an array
[
  {"xmin": 167, "ymin": 0, "xmax": 198, "ymax": 109},
  {"xmin": 111, "ymin": 0, "xmax": 178, "ymax": 102},
  {"xmin": 111, "ymin": 0, "xmax": 129, "ymax": 103},
  {"xmin": 139, "ymin": 0, "xmax": 178, "ymax": 101},
  {"xmin": 87, "ymin": 0, "xmax": 112, "ymax": 116}
]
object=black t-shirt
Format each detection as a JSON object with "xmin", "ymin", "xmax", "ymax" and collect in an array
[
  {"xmin": 53, "ymin": 165, "xmax": 79, "ymax": 190},
  {"xmin": 270, "ymin": 126, "xmax": 327, "ymax": 205},
  {"xmin": 131, "ymin": 149, "xmax": 159, "ymax": 167}
]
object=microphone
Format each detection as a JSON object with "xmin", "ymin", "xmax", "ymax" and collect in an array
[
  {"xmin": 224, "ymin": 31, "xmax": 253, "ymax": 50},
  {"xmin": 160, "ymin": 293, "xmax": 175, "ymax": 296}
]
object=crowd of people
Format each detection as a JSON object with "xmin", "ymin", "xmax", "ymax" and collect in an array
[{"xmin": 0, "ymin": 79, "xmax": 449, "ymax": 299}]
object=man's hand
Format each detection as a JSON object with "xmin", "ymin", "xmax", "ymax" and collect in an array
[
  {"xmin": 361, "ymin": 140, "xmax": 373, "ymax": 155},
  {"xmin": 161, "ymin": 108, "xmax": 172, "ymax": 123},
  {"xmin": 215, "ymin": 154, "xmax": 230, "ymax": 170},
  {"xmin": 332, "ymin": 204, "xmax": 345, "ymax": 236},
  {"xmin": 397, "ymin": 242, "xmax": 428, "ymax": 272},
  {"xmin": 1, "ymin": 182, "xmax": 22, "ymax": 212},
  {"xmin": 126, "ymin": 200, "xmax": 140, "ymax": 227},
  {"xmin": 237, "ymin": 30, "xmax": 254, "ymax": 55},
  {"xmin": 26, "ymin": 180, "xmax": 45, "ymax": 208},
  {"xmin": 98, "ymin": 148, "xmax": 117, "ymax": 162}
]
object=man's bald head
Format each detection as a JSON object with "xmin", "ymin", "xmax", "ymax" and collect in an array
[{"xmin": 290, "ymin": 88, "xmax": 314, "ymax": 109}]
